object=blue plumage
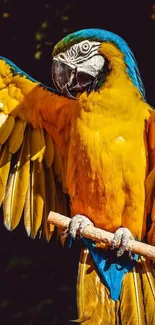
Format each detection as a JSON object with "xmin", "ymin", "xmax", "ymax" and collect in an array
[{"xmin": 83, "ymin": 238, "xmax": 138, "ymax": 301}]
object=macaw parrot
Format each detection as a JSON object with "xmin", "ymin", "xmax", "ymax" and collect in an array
[{"xmin": 0, "ymin": 28, "xmax": 155, "ymax": 324}]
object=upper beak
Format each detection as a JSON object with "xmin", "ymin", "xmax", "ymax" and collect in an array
[
  {"xmin": 51, "ymin": 60, "xmax": 77, "ymax": 99},
  {"xmin": 51, "ymin": 59, "xmax": 94, "ymax": 99}
]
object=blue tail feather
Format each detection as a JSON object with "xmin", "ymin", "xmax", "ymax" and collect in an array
[{"xmin": 83, "ymin": 238, "xmax": 138, "ymax": 301}]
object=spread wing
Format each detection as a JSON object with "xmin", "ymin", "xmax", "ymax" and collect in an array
[{"xmin": 0, "ymin": 57, "xmax": 77, "ymax": 240}]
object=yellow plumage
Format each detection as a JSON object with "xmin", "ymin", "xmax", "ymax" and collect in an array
[
  {"xmin": 120, "ymin": 266, "xmax": 145, "ymax": 325},
  {"xmin": 24, "ymin": 159, "xmax": 45, "ymax": 238},
  {"xmin": 3, "ymin": 131, "xmax": 30, "ymax": 230},
  {"xmin": 0, "ymin": 58, "xmax": 75, "ymax": 239},
  {"xmin": 77, "ymin": 249, "xmax": 116, "ymax": 325},
  {"xmin": 65, "ymin": 41, "xmax": 155, "ymax": 324},
  {"xmin": 77, "ymin": 251, "xmax": 155, "ymax": 324},
  {"xmin": 53, "ymin": 144, "xmax": 62, "ymax": 177},
  {"xmin": 1, "ymin": 31, "xmax": 155, "ymax": 325},
  {"xmin": 8, "ymin": 118, "xmax": 26, "ymax": 153},
  {"xmin": 0, "ymin": 114, "xmax": 15, "ymax": 144},
  {"xmin": 140, "ymin": 258, "xmax": 155, "ymax": 323},
  {"xmin": 43, "ymin": 166, "xmax": 56, "ymax": 241},
  {"xmin": 0, "ymin": 144, "xmax": 12, "ymax": 205},
  {"xmin": 67, "ymin": 52, "xmax": 150, "ymax": 240},
  {"xmin": 30, "ymin": 127, "xmax": 46, "ymax": 162},
  {"xmin": 44, "ymin": 132, "xmax": 55, "ymax": 168}
]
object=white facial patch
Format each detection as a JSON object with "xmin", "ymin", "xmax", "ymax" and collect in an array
[{"xmin": 77, "ymin": 55, "xmax": 105, "ymax": 78}]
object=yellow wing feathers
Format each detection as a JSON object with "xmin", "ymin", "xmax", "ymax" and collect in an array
[
  {"xmin": 8, "ymin": 119, "xmax": 26, "ymax": 153},
  {"xmin": 3, "ymin": 132, "xmax": 30, "ymax": 232},
  {"xmin": 44, "ymin": 132, "xmax": 54, "ymax": 168},
  {"xmin": 0, "ymin": 114, "xmax": 15, "ymax": 145},
  {"xmin": 0, "ymin": 120, "xmax": 65, "ymax": 239},
  {"xmin": 0, "ymin": 58, "xmax": 76, "ymax": 239},
  {"xmin": 0, "ymin": 144, "xmax": 12, "ymax": 205}
]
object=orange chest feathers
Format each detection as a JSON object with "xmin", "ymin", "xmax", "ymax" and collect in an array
[{"xmin": 66, "ymin": 102, "xmax": 149, "ymax": 240}]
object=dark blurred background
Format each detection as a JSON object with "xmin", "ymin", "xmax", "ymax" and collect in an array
[{"xmin": 0, "ymin": 1, "xmax": 155, "ymax": 324}]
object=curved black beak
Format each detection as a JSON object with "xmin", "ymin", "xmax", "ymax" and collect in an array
[
  {"xmin": 51, "ymin": 60, "xmax": 94, "ymax": 99},
  {"xmin": 51, "ymin": 60, "xmax": 76, "ymax": 99}
]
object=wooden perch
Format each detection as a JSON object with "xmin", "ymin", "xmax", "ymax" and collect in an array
[{"xmin": 48, "ymin": 211, "xmax": 155, "ymax": 261}]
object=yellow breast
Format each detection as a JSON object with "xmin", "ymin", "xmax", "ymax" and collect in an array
[{"xmin": 67, "ymin": 74, "xmax": 150, "ymax": 240}]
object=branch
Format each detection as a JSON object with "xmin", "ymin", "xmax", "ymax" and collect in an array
[{"xmin": 48, "ymin": 211, "xmax": 155, "ymax": 261}]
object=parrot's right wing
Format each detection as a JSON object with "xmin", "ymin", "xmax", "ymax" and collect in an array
[{"xmin": 0, "ymin": 56, "xmax": 78, "ymax": 240}]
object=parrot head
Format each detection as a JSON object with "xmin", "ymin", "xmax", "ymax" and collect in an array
[{"xmin": 52, "ymin": 28, "xmax": 145, "ymax": 99}]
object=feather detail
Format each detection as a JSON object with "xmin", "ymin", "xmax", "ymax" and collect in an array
[
  {"xmin": 145, "ymin": 168, "xmax": 155, "ymax": 214},
  {"xmin": 57, "ymin": 156, "xmax": 67, "ymax": 193},
  {"xmin": 0, "ymin": 144, "xmax": 12, "ymax": 205},
  {"xmin": 0, "ymin": 56, "xmax": 74, "ymax": 239},
  {"xmin": 3, "ymin": 132, "xmax": 30, "ymax": 230},
  {"xmin": 77, "ymin": 249, "xmax": 116, "ymax": 325},
  {"xmin": 119, "ymin": 263, "xmax": 146, "ymax": 325},
  {"xmin": 53, "ymin": 144, "xmax": 62, "ymax": 177},
  {"xmin": 140, "ymin": 258, "xmax": 155, "ymax": 324},
  {"xmin": 93, "ymin": 274, "xmax": 115, "ymax": 325},
  {"xmin": 24, "ymin": 180, "xmax": 31, "ymax": 236},
  {"xmin": 76, "ymin": 252, "xmax": 155, "ymax": 324},
  {"xmin": 24, "ymin": 160, "xmax": 45, "ymax": 238},
  {"xmin": 132, "ymin": 267, "xmax": 145, "ymax": 325},
  {"xmin": 8, "ymin": 119, "xmax": 26, "ymax": 153},
  {"xmin": 147, "ymin": 111, "xmax": 155, "ymax": 170},
  {"xmin": 76, "ymin": 248, "xmax": 99, "ymax": 323},
  {"xmin": 42, "ymin": 166, "xmax": 56, "ymax": 241},
  {"xmin": 44, "ymin": 132, "xmax": 54, "ymax": 168},
  {"xmin": 0, "ymin": 113, "xmax": 15, "ymax": 145},
  {"xmin": 115, "ymin": 300, "xmax": 121, "ymax": 325},
  {"xmin": 30, "ymin": 127, "xmax": 45, "ymax": 162},
  {"xmin": 151, "ymin": 199, "xmax": 155, "ymax": 224},
  {"xmin": 55, "ymin": 181, "xmax": 68, "ymax": 246},
  {"xmin": 53, "ymin": 145, "xmax": 67, "ymax": 193}
]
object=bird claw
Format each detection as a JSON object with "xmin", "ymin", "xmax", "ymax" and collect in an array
[
  {"xmin": 111, "ymin": 227, "xmax": 134, "ymax": 257},
  {"xmin": 62, "ymin": 214, "xmax": 94, "ymax": 239}
]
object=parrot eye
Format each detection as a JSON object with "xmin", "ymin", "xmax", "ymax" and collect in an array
[{"xmin": 80, "ymin": 41, "xmax": 90, "ymax": 54}]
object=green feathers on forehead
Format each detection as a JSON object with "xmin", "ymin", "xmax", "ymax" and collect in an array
[{"xmin": 53, "ymin": 35, "xmax": 87, "ymax": 56}]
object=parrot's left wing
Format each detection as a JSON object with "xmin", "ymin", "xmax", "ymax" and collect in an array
[{"xmin": 0, "ymin": 57, "xmax": 77, "ymax": 240}]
